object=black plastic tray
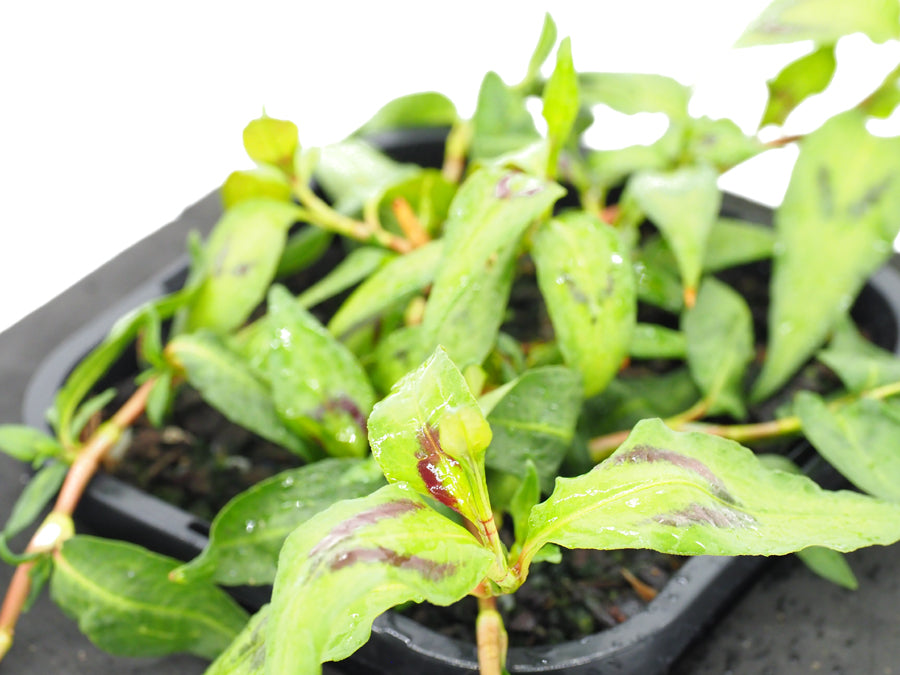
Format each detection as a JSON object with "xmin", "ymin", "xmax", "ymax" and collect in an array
[{"xmin": 21, "ymin": 129, "xmax": 900, "ymax": 674}]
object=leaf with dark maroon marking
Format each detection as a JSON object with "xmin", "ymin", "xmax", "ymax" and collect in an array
[
  {"xmin": 416, "ymin": 167, "xmax": 564, "ymax": 368},
  {"xmin": 181, "ymin": 198, "xmax": 301, "ymax": 335},
  {"xmin": 368, "ymin": 348, "xmax": 495, "ymax": 528},
  {"xmin": 752, "ymin": 111, "xmax": 900, "ymax": 400},
  {"xmin": 263, "ymin": 285, "xmax": 376, "ymax": 458},
  {"xmin": 531, "ymin": 211, "xmax": 636, "ymax": 396},
  {"xmin": 266, "ymin": 483, "xmax": 493, "ymax": 674},
  {"xmin": 521, "ymin": 418, "xmax": 900, "ymax": 572}
]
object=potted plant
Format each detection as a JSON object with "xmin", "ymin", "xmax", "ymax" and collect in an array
[{"xmin": 4, "ymin": 2, "xmax": 900, "ymax": 673}]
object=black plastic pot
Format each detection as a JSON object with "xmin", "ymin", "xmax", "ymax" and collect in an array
[{"xmin": 21, "ymin": 129, "xmax": 900, "ymax": 675}]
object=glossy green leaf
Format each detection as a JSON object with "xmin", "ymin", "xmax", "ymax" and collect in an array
[
  {"xmin": 542, "ymin": 37, "xmax": 579, "ymax": 177},
  {"xmin": 266, "ymin": 483, "xmax": 493, "ymax": 673},
  {"xmin": 471, "ymin": 71, "xmax": 541, "ymax": 160},
  {"xmin": 482, "ymin": 366, "xmax": 582, "ymax": 491},
  {"xmin": 221, "ymin": 168, "xmax": 293, "ymax": 209},
  {"xmin": 418, "ymin": 168, "xmax": 564, "ymax": 368},
  {"xmin": 368, "ymin": 348, "xmax": 493, "ymax": 525},
  {"xmin": 579, "ymin": 72, "xmax": 690, "ymax": 118},
  {"xmin": 586, "ymin": 130, "xmax": 680, "ymax": 193},
  {"xmin": 817, "ymin": 316, "xmax": 900, "ymax": 392},
  {"xmin": 762, "ymin": 46, "xmax": 837, "ymax": 127},
  {"xmin": 172, "ymin": 459, "xmax": 384, "ymax": 586},
  {"xmin": 265, "ymin": 286, "xmax": 376, "ymax": 458},
  {"xmin": 633, "ymin": 241, "xmax": 684, "ymax": 313},
  {"xmin": 796, "ymin": 392, "xmax": 900, "ymax": 501},
  {"xmin": 524, "ymin": 419, "xmax": 900, "ymax": 569},
  {"xmin": 51, "ymin": 289, "xmax": 193, "ymax": 447},
  {"xmin": 329, "ymin": 240, "xmax": 443, "ymax": 339},
  {"xmin": 520, "ymin": 13, "xmax": 557, "ymax": 91},
  {"xmin": 296, "ymin": 246, "xmax": 394, "ymax": 309},
  {"xmin": 242, "ymin": 115, "xmax": 298, "ymax": 170},
  {"xmin": 205, "ymin": 604, "xmax": 269, "ymax": 675},
  {"xmin": 377, "ymin": 169, "xmax": 456, "ymax": 237},
  {"xmin": 629, "ymin": 323, "xmax": 687, "ymax": 360},
  {"xmin": 314, "ymin": 139, "xmax": 418, "ymax": 215},
  {"xmin": 682, "ymin": 278, "xmax": 754, "ymax": 418},
  {"xmin": 796, "ymin": 546, "xmax": 858, "ymax": 589},
  {"xmin": 2, "ymin": 462, "xmax": 67, "ymax": 539},
  {"xmin": 532, "ymin": 211, "xmax": 636, "ymax": 396},
  {"xmin": 702, "ymin": 218, "xmax": 775, "ymax": 271},
  {"xmin": 369, "ymin": 324, "xmax": 425, "ymax": 395},
  {"xmin": 508, "ymin": 461, "xmax": 541, "ymax": 546},
  {"xmin": 736, "ymin": 0, "xmax": 900, "ymax": 46},
  {"xmin": 182, "ymin": 199, "xmax": 300, "ymax": 335},
  {"xmin": 860, "ymin": 65, "xmax": 900, "ymax": 119},
  {"xmin": 276, "ymin": 226, "xmax": 333, "ymax": 278},
  {"xmin": 752, "ymin": 111, "xmax": 900, "ymax": 401},
  {"xmin": 628, "ymin": 165, "xmax": 721, "ymax": 301},
  {"xmin": 145, "ymin": 369, "xmax": 174, "ymax": 428},
  {"xmin": 354, "ymin": 92, "xmax": 457, "ymax": 136},
  {"xmin": 166, "ymin": 332, "xmax": 314, "ymax": 460},
  {"xmin": 684, "ymin": 116, "xmax": 764, "ymax": 170},
  {"xmin": 51, "ymin": 536, "xmax": 249, "ymax": 659},
  {"xmin": 0, "ymin": 425, "xmax": 64, "ymax": 463}
]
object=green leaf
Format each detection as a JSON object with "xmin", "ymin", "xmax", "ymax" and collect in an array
[
  {"xmin": 482, "ymin": 366, "xmax": 582, "ymax": 491},
  {"xmin": 328, "ymin": 240, "xmax": 443, "ymax": 339},
  {"xmin": 795, "ymin": 392, "xmax": 900, "ymax": 501},
  {"xmin": 471, "ymin": 71, "xmax": 541, "ymax": 160},
  {"xmin": 685, "ymin": 116, "xmax": 764, "ymax": 170},
  {"xmin": 702, "ymin": 218, "xmax": 775, "ymax": 271},
  {"xmin": 418, "ymin": 168, "xmax": 564, "ymax": 368},
  {"xmin": 682, "ymin": 278, "xmax": 754, "ymax": 418},
  {"xmin": 354, "ymin": 92, "xmax": 458, "ymax": 136},
  {"xmin": 368, "ymin": 324, "xmax": 425, "ymax": 394},
  {"xmin": 182, "ymin": 199, "xmax": 300, "ymax": 335},
  {"xmin": 629, "ymin": 323, "xmax": 687, "ymax": 360},
  {"xmin": 0, "ymin": 425, "xmax": 64, "ymax": 464},
  {"xmin": 52, "ymin": 289, "xmax": 193, "ymax": 447},
  {"xmin": 860, "ymin": 65, "xmax": 900, "ymax": 119},
  {"xmin": 172, "ymin": 459, "xmax": 385, "ymax": 586},
  {"xmin": 296, "ymin": 246, "xmax": 394, "ymax": 310},
  {"xmin": 524, "ymin": 419, "xmax": 900, "ymax": 568},
  {"xmin": 531, "ymin": 211, "xmax": 636, "ymax": 396},
  {"xmin": 736, "ymin": 0, "xmax": 900, "ymax": 46},
  {"xmin": 242, "ymin": 115, "xmax": 298, "ymax": 170},
  {"xmin": 2, "ymin": 462, "xmax": 67, "ymax": 539},
  {"xmin": 762, "ymin": 46, "xmax": 837, "ymax": 128},
  {"xmin": 796, "ymin": 546, "xmax": 858, "ymax": 590},
  {"xmin": 265, "ymin": 286, "xmax": 376, "ymax": 458},
  {"xmin": 266, "ymin": 483, "xmax": 493, "ymax": 673},
  {"xmin": 377, "ymin": 168, "xmax": 456, "ymax": 237},
  {"xmin": 628, "ymin": 165, "xmax": 721, "ymax": 302},
  {"xmin": 633, "ymin": 240, "xmax": 684, "ymax": 313},
  {"xmin": 752, "ymin": 111, "xmax": 900, "ymax": 400},
  {"xmin": 520, "ymin": 13, "xmax": 557, "ymax": 91},
  {"xmin": 69, "ymin": 388, "xmax": 115, "ymax": 442},
  {"xmin": 51, "ymin": 536, "xmax": 249, "ymax": 660},
  {"xmin": 585, "ymin": 129, "xmax": 681, "ymax": 193},
  {"xmin": 817, "ymin": 316, "xmax": 900, "ymax": 392},
  {"xmin": 145, "ymin": 369, "xmax": 175, "ymax": 428},
  {"xmin": 221, "ymin": 168, "xmax": 293, "ymax": 210},
  {"xmin": 166, "ymin": 332, "xmax": 314, "ymax": 460},
  {"xmin": 542, "ymin": 37, "xmax": 579, "ymax": 178},
  {"xmin": 314, "ymin": 139, "xmax": 418, "ymax": 216},
  {"xmin": 276, "ymin": 226, "xmax": 333, "ymax": 278},
  {"xmin": 508, "ymin": 461, "xmax": 542, "ymax": 546},
  {"xmin": 205, "ymin": 604, "xmax": 269, "ymax": 675},
  {"xmin": 368, "ymin": 348, "xmax": 493, "ymax": 526},
  {"xmin": 579, "ymin": 72, "xmax": 690, "ymax": 118}
]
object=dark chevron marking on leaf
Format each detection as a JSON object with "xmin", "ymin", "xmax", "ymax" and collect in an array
[
  {"xmin": 654, "ymin": 502, "xmax": 756, "ymax": 529},
  {"xmin": 849, "ymin": 174, "xmax": 893, "ymax": 217},
  {"xmin": 416, "ymin": 423, "xmax": 461, "ymax": 510},
  {"xmin": 310, "ymin": 499, "xmax": 424, "ymax": 557},
  {"xmin": 615, "ymin": 444, "xmax": 738, "ymax": 504},
  {"xmin": 329, "ymin": 545, "xmax": 457, "ymax": 581},
  {"xmin": 817, "ymin": 166, "xmax": 834, "ymax": 218},
  {"xmin": 313, "ymin": 395, "xmax": 369, "ymax": 434},
  {"xmin": 494, "ymin": 172, "xmax": 545, "ymax": 200}
]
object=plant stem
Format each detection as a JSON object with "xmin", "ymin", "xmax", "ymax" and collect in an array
[
  {"xmin": 476, "ymin": 596, "xmax": 508, "ymax": 675},
  {"xmin": 391, "ymin": 196, "xmax": 431, "ymax": 248},
  {"xmin": 588, "ymin": 379, "xmax": 900, "ymax": 463},
  {"xmin": 0, "ymin": 378, "xmax": 155, "ymax": 660},
  {"xmin": 291, "ymin": 178, "xmax": 413, "ymax": 253}
]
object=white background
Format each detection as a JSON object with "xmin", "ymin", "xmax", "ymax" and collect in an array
[{"xmin": 2, "ymin": 1, "xmax": 899, "ymax": 334}]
